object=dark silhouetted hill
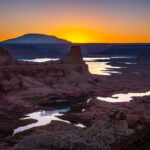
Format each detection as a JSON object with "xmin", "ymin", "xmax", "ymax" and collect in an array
[
  {"xmin": 2, "ymin": 34, "xmax": 71, "ymax": 44},
  {"xmin": 1, "ymin": 35, "xmax": 150, "ymax": 59}
]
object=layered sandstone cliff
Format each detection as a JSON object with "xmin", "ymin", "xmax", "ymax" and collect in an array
[{"xmin": 0, "ymin": 46, "xmax": 98, "ymax": 94}]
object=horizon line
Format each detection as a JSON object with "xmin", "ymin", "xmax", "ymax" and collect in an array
[{"xmin": 0, "ymin": 33, "xmax": 150, "ymax": 44}]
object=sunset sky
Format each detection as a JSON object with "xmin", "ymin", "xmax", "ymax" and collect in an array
[{"xmin": 0, "ymin": 0, "xmax": 150, "ymax": 43}]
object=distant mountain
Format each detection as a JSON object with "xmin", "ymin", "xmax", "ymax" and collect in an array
[{"xmin": 2, "ymin": 34, "xmax": 71, "ymax": 44}]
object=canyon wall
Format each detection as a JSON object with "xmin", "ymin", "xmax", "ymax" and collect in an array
[{"xmin": 0, "ymin": 46, "xmax": 97, "ymax": 94}]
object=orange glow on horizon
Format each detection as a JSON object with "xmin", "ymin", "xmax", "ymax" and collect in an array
[
  {"xmin": 51, "ymin": 28, "xmax": 102, "ymax": 43},
  {"xmin": 51, "ymin": 27, "xmax": 150, "ymax": 43},
  {"xmin": 1, "ymin": 30, "xmax": 150, "ymax": 44},
  {"xmin": 65, "ymin": 33, "xmax": 89, "ymax": 43},
  {"xmin": 0, "ymin": 1, "xmax": 150, "ymax": 43},
  {"xmin": 1, "ymin": 26, "xmax": 150, "ymax": 43}
]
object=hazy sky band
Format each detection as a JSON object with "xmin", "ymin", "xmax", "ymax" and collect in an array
[{"xmin": 0, "ymin": 0, "xmax": 150, "ymax": 43}]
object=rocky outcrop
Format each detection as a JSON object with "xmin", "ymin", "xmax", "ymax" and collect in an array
[
  {"xmin": 0, "ymin": 46, "xmax": 93, "ymax": 93},
  {"xmin": 60, "ymin": 95, "xmax": 150, "ymax": 130},
  {"xmin": 0, "ymin": 46, "xmax": 14, "ymax": 65},
  {"xmin": 12, "ymin": 109, "xmax": 133, "ymax": 150},
  {"xmin": 110, "ymin": 123, "xmax": 150, "ymax": 150},
  {"xmin": 61, "ymin": 46, "xmax": 83, "ymax": 64}
]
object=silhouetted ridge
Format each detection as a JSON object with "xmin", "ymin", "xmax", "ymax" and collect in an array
[{"xmin": 2, "ymin": 33, "xmax": 71, "ymax": 44}]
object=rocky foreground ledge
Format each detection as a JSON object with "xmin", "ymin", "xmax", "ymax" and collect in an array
[{"xmin": 12, "ymin": 108, "xmax": 133, "ymax": 150}]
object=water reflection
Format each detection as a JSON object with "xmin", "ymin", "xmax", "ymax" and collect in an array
[
  {"xmin": 83, "ymin": 57, "xmax": 110, "ymax": 61},
  {"xmin": 125, "ymin": 62, "xmax": 137, "ymax": 65},
  {"xmin": 86, "ymin": 61, "xmax": 122, "ymax": 75},
  {"xmin": 14, "ymin": 107, "xmax": 85, "ymax": 135},
  {"xmin": 20, "ymin": 57, "xmax": 123, "ymax": 75},
  {"xmin": 20, "ymin": 58, "xmax": 59, "ymax": 62},
  {"xmin": 97, "ymin": 91, "xmax": 150, "ymax": 102},
  {"xmin": 110, "ymin": 56, "xmax": 136, "ymax": 59}
]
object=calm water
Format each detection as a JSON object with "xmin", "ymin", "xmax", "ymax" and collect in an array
[
  {"xmin": 15, "ymin": 56, "xmax": 149, "ymax": 134},
  {"xmin": 20, "ymin": 58, "xmax": 59, "ymax": 62},
  {"xmin": 14, "ymin": 90, "xmax": 150, "ymax": 134},
  {"xmin": 20, "ymin": 57, "xmax": 123, "ymax": 75},
  {"xmin": 97, "ymin": 91, "xmax": 150, "ymax": 102},
  {"xmin": 14, "ymin": 108, "xmax": 85, "ymax": 135},
  {"xmin": 13, "ymin": 96, "xmax": 91, "ymax": 134}
]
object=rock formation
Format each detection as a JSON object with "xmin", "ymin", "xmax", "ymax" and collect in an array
[
  {"xmin": 0, "ymin": 46, "xmax": 14, "ymax": 65},
  {"xmin": 61, "ymin": 46, "xmax": 84, "ymax": 64},
  {"xmin": 0, "ymin": 46, "xmax": 93, "ymax": 93},
  {"xmin": 110, "ymin": 123, "xmax": 150, "ymax": 150},
  {"xmin": 12, "ymin": 108, "xmax": 133, "ymax": 150}
]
